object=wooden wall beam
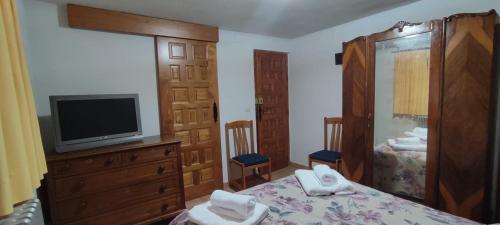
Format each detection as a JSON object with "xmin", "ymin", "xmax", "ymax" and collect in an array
[{"xmin": 67, "ymin": 4, "xmax": 219, "ymax": 42}]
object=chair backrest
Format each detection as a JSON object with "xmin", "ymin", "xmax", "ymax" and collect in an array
[
  {"xmin": 225, "ymin": 120, "xmax": 256, "ymax": 160},
  {"xmin": 324, "ymin": 117, "xmax": 342, "ymax": 152}
]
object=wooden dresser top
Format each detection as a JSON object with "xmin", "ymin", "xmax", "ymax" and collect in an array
[{"xmin": 45, "ymin": 136, "xmax": 181, "ymax": 162}]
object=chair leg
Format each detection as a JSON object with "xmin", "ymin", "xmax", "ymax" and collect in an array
[
  {"xmin": 268, "ymin": 162, "xmax": 272, "ymax": 181},
  {"xmin": 228, "ymin": 162, "xmax": 233, "ymax": 186},
  {"xmin": 241, "ymin": 165, "xmax": 246, "ymax": 190}
]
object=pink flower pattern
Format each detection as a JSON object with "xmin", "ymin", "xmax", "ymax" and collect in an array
[{"xmin": 236, "ymin": 175, "xmax": 481, "ymax": 225}]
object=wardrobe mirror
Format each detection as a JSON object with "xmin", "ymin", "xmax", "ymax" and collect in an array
[{"xmin": 373, "ymin": 32, "xmax": 431, "ymax": 201}]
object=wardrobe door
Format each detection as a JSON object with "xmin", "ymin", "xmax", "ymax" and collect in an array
[
  {"xmin": 439, "ymin": 11, "xmax": 497, "ymax": 221},
  {"xmin": 156, "ymin": 37, "xmax": 223, "ymax": 200},
  {"xmin": 342, "ymin": 37, "xmax": 368, "ymax": 184},
  {"xmin": 495, "ymin": 23, "xmax": 500, "ymax": 224}
]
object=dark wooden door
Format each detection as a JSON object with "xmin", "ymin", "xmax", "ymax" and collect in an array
[
  {"xmin": 254, "ymin": 50, "xmax": 289, "ymax": 171},
  {"xmin": 156, "ymin": 37, "xmax": 222, "ymax": 200},
  {"xmin": 495, "ymin": 23, "xmax": 500, "ymax": 224},
  {"xmin": 341, "ymin": 37, "xmax": 368, "ymax": 184},
  {"xmin": 438, "ymin": 11, "xmax": 496, "ymax": 222}
]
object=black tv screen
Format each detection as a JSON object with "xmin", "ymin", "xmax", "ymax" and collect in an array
[
  {"xmin": 57, "ymin": 98, "xmax": 138, "ymax": 141},
  {"xmin": 50, "ymin": 94, "xmax": 143, "ymax": 152}
]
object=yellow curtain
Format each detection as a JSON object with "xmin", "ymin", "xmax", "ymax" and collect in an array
[
  {"xmin": 393, "ymin": 49, "xmax": 430, "ymax": 116},
  {"xmin": 0, "ymin": 0, "xmax": 47, "ymax": 216}
]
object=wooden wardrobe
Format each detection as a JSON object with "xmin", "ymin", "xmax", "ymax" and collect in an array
[{"xmin": 342, "ymin": 10, "xmax": 498, "ymax": 223}]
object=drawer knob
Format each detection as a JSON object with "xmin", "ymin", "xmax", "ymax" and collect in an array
[
  {"xmin": 130, "ymin": 154, "xmax": 139, "ymax": 161},
  {"xmin": 161, "ymin": 203, "xmax": 169, "ymax": 212},
  {"xmin": 78, "ymin": 201, "xmax": 88, "ymax": 210},
  {"xmin": 164, "ymin": 148, "xmax": 172, "ymax": 156},
  {"xmin": 157, "ymin": 165, "xmax": 166, "ymax": 175},
  {"xmin": 159, "ymin": 184, "xmax": 167, "ymax": 193}
]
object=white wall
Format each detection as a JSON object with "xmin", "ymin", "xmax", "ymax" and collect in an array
[
  {"xmin": 288, "ymin": 0, "xmax": 500, "ymax": 165},
  {"xmin": 18, "ymin": 0, "xmax": 500, "ymax": 181},
  {"xmin": 18, "ymin": 0, "xmax": 290, "ymax": 182},
  {"xmin": 19, "ymin": 0, "xmax": 160, "ymax": 139},
  {"xmin": 217, "ymin": 30, "xmax": 290, "ymax": 181}
]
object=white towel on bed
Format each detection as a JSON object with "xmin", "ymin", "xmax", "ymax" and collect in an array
[
  {"xmin": 388, "ymin": 139, "xmax": 427, "ymax": 152},
  {"xmin": 313, "ymin": 164, "xmax": 338, "ymax": 186},
  {"xmin": 208, "ymin": 205, "xmax": 252, "ymax": 220},
  {"xmin": 295, "ymin": 169, "xmax": 354, "ymax": 196},
  {"xmin": 210, "ymin": 190, "xmax": 256, "ymax": 219},
  {"xmin": 405, "ymin": 127, "xmax": 428, "ymax": 141},
  {"xmin": 188, "ymin": 202, "xmax": 269, "ymax": 225},
  {"xmin": 404, "ymin": 132, "xmax": 428, "ymax": 141},
  {"xmin": 413, "ymin": 127, "xmax": 428, "ymax": 135},
  {"xmin": 395, "ymin": 137, "xmax": 421, "ymax": 145}
]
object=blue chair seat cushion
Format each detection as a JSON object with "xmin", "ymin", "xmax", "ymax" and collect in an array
[
  {"xmin": 309, "ymin": 150, "xmax": 342, "ymax": 163},
  {"xmin": 233, "ymin": 153, "xmax": 269, "ymax": 166}
]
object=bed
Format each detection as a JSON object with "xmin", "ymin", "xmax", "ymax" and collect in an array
[
  {"xmin": 373, "ymin": 143, "xmax": 426, "ymax": 199},
  {"xmin": 235, "ymin": 175, "xmax": 479, "ymax": 225}
]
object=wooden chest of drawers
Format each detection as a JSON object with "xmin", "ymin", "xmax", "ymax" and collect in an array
[{"xmin": 45, "ymin": 136, "xmax": 184, "ymax": 225}]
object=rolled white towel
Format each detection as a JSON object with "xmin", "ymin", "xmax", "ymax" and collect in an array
[
  {"xmin": 210, "ymin": 190, "xmax": 256, "ymax": 219},
  {"xmin": 189, "ymin": 202, "xmax": 269, "ymax": 225},
  {"xmin": 404, "ymin": 131, "xmax": 427, "ymax": 141},
  {"xmin": 388, "ymin": 139, "xmax": 427, "ymax": 152},
  {"xmin": 328, "ymin": 169, "xmax": 355, "ymax": 195},
  {"xmin": 295, "ymin": 169, "xmax": 354, "ymax": 196},
  {"xmin": 313, "ymin": 164, "xmax": 338, "ymax": 186},
  {"xmin": 395, "ymin": 137, "xmax": 421, "ymax": 145}
]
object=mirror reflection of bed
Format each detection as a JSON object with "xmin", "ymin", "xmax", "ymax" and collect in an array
[{"xmin": 373, "ymin": 33, "xmax": 431, "ymax": 202}]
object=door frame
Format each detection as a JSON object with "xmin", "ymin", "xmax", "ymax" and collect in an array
[{"xmin": 253, "ymin": 49, "xmax": 290, "ymax": 170}]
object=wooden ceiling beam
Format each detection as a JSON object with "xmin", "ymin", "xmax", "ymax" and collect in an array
[{"xmin": 67, "ymin": 4, "xmax": 219, "ymax": 42}]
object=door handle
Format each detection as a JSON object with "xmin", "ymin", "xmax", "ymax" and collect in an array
[
  {"xmin": 213, "ymin": 102, "xmax": 218, "ymax": 122},
  {"xmin": 258, "ymin": 105, "xmax": 263, "ymax": 123}
]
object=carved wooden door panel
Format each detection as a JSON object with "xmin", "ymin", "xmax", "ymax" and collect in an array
[
  {"xmin": 341, "ymin": 37, "xmax": 368, "ymax": 184},
  {"xmin": 156, "ymin": 37, "xmax": 222, "ymax": 200},
  {"xmin": 254, "ymin": 50, "xmax": 289, "ymax": 171},
  {"xmin": 439, "ymin": 11, "xmax": 496, "ymax": 222}
]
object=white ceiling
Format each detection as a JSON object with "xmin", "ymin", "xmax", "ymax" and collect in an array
[{"xmin": 39, "ymin": 0, "xmax": 418, "ymax": 38}]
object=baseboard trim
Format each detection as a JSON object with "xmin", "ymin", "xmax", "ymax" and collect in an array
[{"xmin": 289, "ymin": 161, "xmax": 308, "ymax": 169}]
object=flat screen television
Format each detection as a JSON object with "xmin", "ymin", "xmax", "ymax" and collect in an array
[{"xmin": 50, "ymin": 94, "xmax": 143, "ymax": 153}]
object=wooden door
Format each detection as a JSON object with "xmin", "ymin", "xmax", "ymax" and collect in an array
[
  {"xmin": 341, "ymin": 37, "xmax": 368, "ymax": 184},
  {"xmin": 438, "ymin": 11, "xmax": 496, "ymax": 222},
  {"xmin": 156, "ymin": 37, "xmax": 222, "ymax": 200},
  {"xmin": 254, "ymin": 50, "xmax": 289, "ymax": 171},
  {"xmin": 495, "ymin": 23, "xmax": 500, "ymax": 224}
]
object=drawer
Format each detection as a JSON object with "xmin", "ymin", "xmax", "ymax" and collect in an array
[
  {"xmin": 65, "ymin": 196, "xmax": 182, "ymax": 225},
  {"xmin": 125, "ymin": 144, "xmax": 177, "ymax": 165},
  {"xmin": 56, "ymin": 177, "xmax": 180, "ymax": 222},
  {"xmin": 54, "ymin": 159, "xmax": 178, "ymax": 199},
  {"xmin": 51, "ymin": 153, "xmax": 121, "ymax": 177}
]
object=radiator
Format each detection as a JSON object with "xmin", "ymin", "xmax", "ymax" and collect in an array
[{"xmin": 0, "ymin": 197, "xmax": 45, "ymax": 225}]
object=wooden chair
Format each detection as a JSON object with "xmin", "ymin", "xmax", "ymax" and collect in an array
[
  {"xmin": 308, "ymin": 117, "xmax": 343, "ymax": 171},
  {"xmin": 225, "ymin": 120, "xmax": 271, "ymax": 191}
]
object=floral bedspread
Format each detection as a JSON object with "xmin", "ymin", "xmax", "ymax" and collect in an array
[
  {"xmin": 373, "ymin": 144, "xmax": 426, "ymax": 199},
  {"xmin": 238, "ymin": 175, "xmax": 480, "ymax": 225}
]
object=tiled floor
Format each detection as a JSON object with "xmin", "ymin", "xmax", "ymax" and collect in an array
[{"xmin": 185, "ymin": 163, "xmax": 306, "ymax": 208}]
